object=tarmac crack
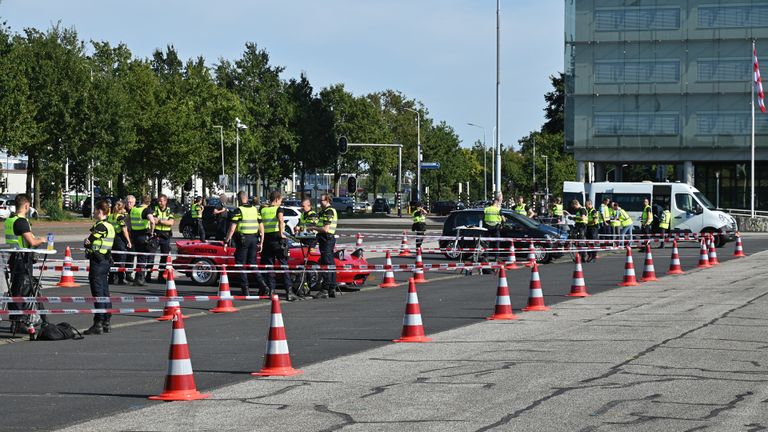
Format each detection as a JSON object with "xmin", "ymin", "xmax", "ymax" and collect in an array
[
  {"xmin": 745, "ymin": 423, "xmax": 768, "ymax": 431},
  {"xmin": 360, "ymin": 383, "xmax": 397, "ymax": 399}
]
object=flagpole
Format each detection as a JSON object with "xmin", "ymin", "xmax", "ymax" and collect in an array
[{"xmin": 752, "ymin": 40, "xmax": 756, "ymax": 218}]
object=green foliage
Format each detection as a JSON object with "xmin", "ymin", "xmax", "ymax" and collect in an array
[{"xmin": 41, "ymin": 199, "xmax": 72, "ymax": 221}]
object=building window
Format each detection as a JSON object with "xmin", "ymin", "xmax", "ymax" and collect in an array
[
  {"xmin": 595, "ymin": 60, "xmax": 680, "ymax": 83},
  {"xmin": 595, "ymin": 7, "xmax": 681, "ymax": 31},
  {"xmin": 698, "ymin": 5, "xmax": 768, "ymax": 28},
  {"xmin": 697, "ymin": 58, "xmax": 751, "ymax": 82},
  {"xmin": 594, "ymin": 113, "xmax": 680, "ymax": 136},
  {"xmin": 697, "ymin": 112, "xmax": 768, "ymax": 135}
]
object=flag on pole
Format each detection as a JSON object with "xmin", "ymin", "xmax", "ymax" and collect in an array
[{"xmin": 754, "ymin": 45, "xmax": 766, "ymax": 113}]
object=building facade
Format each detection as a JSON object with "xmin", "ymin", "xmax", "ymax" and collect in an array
[{"xmin": 565, "ymin": 0, "xmax": 768, "ymax": 210}]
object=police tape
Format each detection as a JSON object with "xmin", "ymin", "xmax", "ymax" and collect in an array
[
  {"xmin": 0, "ymin": 295, "xmax": 270, "ymax": 304},
  {"xmin": 0, "ymin": 308, "xmax": 165, "ymax": 315}
]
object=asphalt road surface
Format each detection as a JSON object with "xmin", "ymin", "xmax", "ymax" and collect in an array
[{"xmin": 0, "ymin": 235, "xmax": 764, "ymax": 431}]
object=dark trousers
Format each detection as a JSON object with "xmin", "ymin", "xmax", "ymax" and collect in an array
[
  {"xmin": 485, "ymin": 225, "xmax": 500, "ymax": 260},
  {"xmin": 318, "ymin": 236, "xmax": 337, "ymax": 292},
  {"xmin": 153, "ymin": 233, "xmax": 172, "ymax": 279},
  {"xmin": 89, "ymin": 256, "xmax": 112, "ymax": 323},
  {"xmin": 261, "ymin": 237, "xmax": 292, "ymax": 294},
  {"xmin": 8, "ymin": 254, "xmax": 36, "ymax": 316},
  {"xmin": 195, "ymin": 218, "xmax": 206, "ymax": 241},
  {"xmin": 586, "ymin": 226, "xmax": 599, "ymax": 260},
  {"xmin": 110, "ymin": 235, "xmax": 127, "ymax": 282},
  {"xmin": 133, "ymin": 232, "xmax": 149, "ymax": 280},
  {"xmin": 573, "ymin": 225, "xmax": 587, "ymax": 260},
  {"xmin": 412, "ymin": 222, "xmax": 426, "ymax": 248},
  {"xmin": 659, "ymin": 228, "xmax": 667, "ymax": 247},
  {"xmin": 640, "ymin": 225, "xmax": 652, "ymax": 245},
  {"xmin": 234, "ymin": 234, "xmax": 265, "ymax": 290}
]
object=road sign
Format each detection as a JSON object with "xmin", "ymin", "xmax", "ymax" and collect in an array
[
  {"xmin": 218, "ymin": 174, "xmax": 228, "ymax": 186},
  {"xmin": 421, "ymin": 162, "xmax": 440, "ymax": 169}
]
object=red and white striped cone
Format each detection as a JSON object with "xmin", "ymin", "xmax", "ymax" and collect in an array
[
  {"xmin": 413, "ymin": 247, "xmax": 427, "ymax": 284},
  {"xmin": 379, "ymin": 251, "xmax": 398, "ymax": 288},
  {"xmin": 522, "ymin": 262, "xmax": 550, "ymax": 311},
  {"xmin": 618, "ymin": 247, "xmax": 639, "ymax": 287},
  {"xmin": 398, "ymin": 230, "xmax": 411, "ymax": 257},
  {"xmin": 393, "ymin": 278, "xmax": 432, "ymax": 342},
  {"xmin": 504, "ymin": 242, "xmax": 520, "ymax": 270},
  {"xmin": 157, "ymin": 259, "xmax": 188, "ymax": 321},
  {"xmin": 252, "ymin": 294, "xmax": 303, "ymax": 376},
  {"xmin": 640, "ymin": 243, "xmax": 657, "ymax": 282},
  {"xmin": 707, "ymin": 235, "xmax": 720, "ymax": 266},
  {"xmin": 209, "ymin": 265, "xmax": 239, "ymax": 313},
  {"xmin": 525, "ymin": 242, "xmax": 536, "ymax": 267},
  {"xmin": 565, "ymin": 253, "xmax": 590, "ymax": 297},
  {"xmin": 355, "ymin": 233, "xmax": 363, "ymax": 248},
  {"xmin": 149, "ymin": 310, "xmax": 210, "ymax": 401},
  {"xmin": 667, "ymin": 240, "xmax": 684, "ymax": 275},
  {"xmin": 697, "ymin": 239, "xmax": 711, "ymax": 268},
  {"xmin": 733, "ymin": 235, "xmax": 746, "ymax": 258},
  {"xmin": 486, "ymin": 267, "xmax": 517, "ymax": 320},
  {"xmin": 56, "ymin": 246, "xmax": 80, "ymax": 288}
]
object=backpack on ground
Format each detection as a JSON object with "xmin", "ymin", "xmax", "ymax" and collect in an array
[{"xmin": 36, "ymin": 322, "xmax": 84, "ymax": 341}]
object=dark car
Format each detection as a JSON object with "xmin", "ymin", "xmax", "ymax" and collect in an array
[
  {"xmin": 372, "ymin": 198, "xmax": 391, "ymax": 214},
  {"xmin": 178, "ymin": 205, "xmax": 233, "ymax": 240},
  {"xmin": 82, "ymin": 196, "xmax": 118, "ymax": 218},
  {"xmin": 431, "ymin": 200, "xmax": 467, "ymax": 216},
  {"xmin": 440, "ymin": 208, "xmax": 568, "ymax": 263},
  {"xmin": 282, "ymin": 199, "xmax": 301, "ymax": 207}
]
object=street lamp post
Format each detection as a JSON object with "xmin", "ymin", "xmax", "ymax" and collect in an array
[
  {"xmin": 494, "ymin": 0, "xmax": 502, "ymax": 194},
  {"xmin": 405, "ymin": 108, "xmax": 421, "ymax": 202},
  {"xmin": 467, "ymin": 123, "xmax": 487, "ymax": 200},
  {"xmin": 543, "ymin": 155, "xmax": 549, "ymax": 199},
  {"xmin": 213, "ymin": 125, "xmax": 225, "ymax": 192},
  {"xmin": 235, "ymin": 118, "xmax": 247, "ymax": 193}
]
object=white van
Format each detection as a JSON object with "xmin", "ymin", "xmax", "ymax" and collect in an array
[{"xmin": 562, "ymin": 181, "xmax": 737, "ymax": 246}]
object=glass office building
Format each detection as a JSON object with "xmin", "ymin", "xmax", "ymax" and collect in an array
[{"xmin": 565, "ymin": 0, "xmax": 768, "ymax": 209}]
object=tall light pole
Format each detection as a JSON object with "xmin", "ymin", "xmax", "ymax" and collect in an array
[
  {"xmin": 467, "ymin": 122, "xmax": 487, "ymax": 200},
  {"xmin": 543, "ymin": 155, "xmax": 549, "ymax": 199},
  {"xmin": 235, "ymin": 118, "xmax": 247, "ymax": 193},
  {"xmin": 494, "ymin": 0, "xmax": 502, "ymax": 194},
  {"xmin": 213, "ymin": 125, "xmax": 225, "ymax": 192},
  {"xmin": 405, "ymin": 108, "xmax": 421, "ymax": 201}
]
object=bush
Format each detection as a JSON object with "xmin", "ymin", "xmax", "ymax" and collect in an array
[{"xmin": 42, "ymin": 200, "xmax": 72, "ymax": 221}]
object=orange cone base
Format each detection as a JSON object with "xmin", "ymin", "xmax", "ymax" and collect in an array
[
  {"xmin": 505, "ymin": 263, "xmax": 521, "ymax": 270},
  {"xmin": 393, "ymin": 335, "xmax": 432, "ymax": 343},
  {"xmin": 696, "ymin": 263, "xmax": 711, "ymax": 269},
  {"xmin": 618, "ymin": 281, "xmax": 639, "ymax": 287},
  {"xmin": 149, "ymin": 389, "xmax": 210, "ymax": 401},
  {"xmin": 486, "ymin": 312, "xmax": 518, "ymax": 320},
  {"xmin": 522, "ymin": 305, "xmax": 551, "ymax": 312},
  {"xmin": 398, "ymin": 252, "xmax": 411, "ymax": 257},
  {"xmin": 565, "ymin": 292, "xmax": 590, "ymax": 298},
  {"xmin": 379, "ymin": 281, "xmax": 398, "ymax": 288},
  {"xmin": 666, "ymin": 269, "xmax": 684, "ymax": 275},
  {"xmin": 734, "ymin": 253, "xmax": 746, "ymax": 258},
  {"xmin": 251, "ymin": 367, "xmax": 304, "ymax": 377},
  {"xmin": 640, "ymin": 276, "xmax": 657, "ymax": 282},
  {"xmin": 56, "ymin": 281, "xmax": 79, "ymax": 288},
  {"xmin": 209, "ymin": 305, "xmax": 239, "ymax": 313},
  {"xmin": 413, "ymin": 275, "xmax": 428, "ymax": 284},
  {"xmin": 157, "ymin": 312, "xmax": 189, "ymax": 321}
]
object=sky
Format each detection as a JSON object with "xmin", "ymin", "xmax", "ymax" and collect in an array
[{"xmin": 0, "ymin": 0, "xmax": 564, "ymax": 151}]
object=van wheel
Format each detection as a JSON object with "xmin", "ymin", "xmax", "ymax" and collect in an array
[{"xmin": 701, "ymin": 228, "xmax": 724, "ymax": 247}]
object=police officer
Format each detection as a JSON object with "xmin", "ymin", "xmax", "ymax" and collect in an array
[
  {"xmin": 152, "ymin": 194, "xmax": 175, "ymax": 283},
  {"xmin": 130, "ymin": 195, "xmax": 157, "ymax": 286},
  {"xmin": 224, "ymin": 191, "xmax": 267, "ymax": 296},
  {"xmin": 295, "ymin": 197, "xmax": 318, "ymax": 234},
  {"xmin": 514, "ymin": 196, "xmax": 528, "ymax": 217},
  {"xmin": 599, "ymin": 197, "xmax": 612, "ymax": 237},
  {"xmin": 571, "ymin": 199, "xmax": 588, "ymax": 261},
  {"xmin": 585, "ymin": 199, "xmax": 600, "ymax": 262},
  {"xmin": 259, "ymin": 191, "xmax": 297, "ymax": 301},
  {"xmin": 191, "ymin": 196, "xmax": 205, "ymax": 241},
  {"xmin": 658, "ymin": 205, "xmax": 672, "ymax": 249},
  {"xmin": 107, "ymin": 200, "xmax": 132, "ymax": 285},
  {"xmin": 411, "ymin": 202, "xmax": 428, "ymax": 249},
  {"xmin": 613, "ymin": 202, "xmax": 633, "ymax": 247},
  {"xmin": 83, "ymin": 200, "xmax": 115, "ymax": 335},
  {"xmin": 124, "ymin": 195, "xmax": 137, "ymax": 283},
  {"xmin": 640, "ymin": 198, "xmax": 654, "ymax": 246},
  {"xmin": 213, "ymin": 194, "xmax": 229, "ymax": 240},
  {"xmin": 551, "ymin": 197, "xmax": 565, "ymax": 231},
  {"xmin": 4, "ymin": 194, "xmax": 46, "ymax": 333},
  {"xmin": 483, "ymin": 195, "xmax": 504, "ymax": 258},
  {"xmin": 315, "ymin": 194, "xmax": 338, "ymax": 299}
]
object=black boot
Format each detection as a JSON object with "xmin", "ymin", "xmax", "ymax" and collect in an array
[
  {"xmin": 102, "ymin": 315, "xmax": 111, "ymax": 334},
  {"xmin": 242, "ymin": 286, "xmax": 251, "ymax": 297},
  {"xmin": 125, "ymin": 273, "xmax": 135, "ymax": 283},
  {"xmin": 133, "ymin": 274, "xmax": 146, "ymax": 287},
  {"xmin": 117, "ymin": 274, "xmax": 126, "ymax": 285},
  {"xmin": 314, "ymin": 290, "xmax": 329, "ymax": 299},
  {"xmin": 285, "ymin": 288, "xmax": 297, "ymax": 302},
  {"xmin": 328, "ymin": 287, "xmax": 337, "ymax": 298},
  {"xmin": 84, "ymin": 319, "xmax": 103, "ymax": 335},
  {"xmin": 107, "ymin": 274, "xmax": 115, "ymax": 285}
]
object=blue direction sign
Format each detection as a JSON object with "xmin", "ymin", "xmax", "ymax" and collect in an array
[{"xmin": 421, "ymin": 162, "xmax": 440, "ymax": 169}]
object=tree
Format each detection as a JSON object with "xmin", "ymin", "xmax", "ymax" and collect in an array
[{"xmin": 542, "ymin": 73, "xmax": 564, "ymax": 135}]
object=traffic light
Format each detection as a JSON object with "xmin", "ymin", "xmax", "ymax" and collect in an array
[
  {"xmin": 347, "ymin": 176, "xmax": 357, "ymax": 193},
  {"xmin": 338, "ymin": 136, "xmax": 348, "ymax": 154}
]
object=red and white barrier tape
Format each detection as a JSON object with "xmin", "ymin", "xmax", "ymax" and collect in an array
[
  {"xmin": 0, "ymin": 295, "xmax": 270, "ymax": 304},
  {"xmin": 0, "ymin": 308, "xmax": 164, "ymax": 315}
]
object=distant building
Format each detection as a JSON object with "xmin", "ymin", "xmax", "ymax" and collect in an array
[
  {"xmin": 0, "ymin": 151, "xmax": 29, "ymax": 195},
  {"xmin": 565, "ymin": 0, "xmax": 768, "ymax": 210}
]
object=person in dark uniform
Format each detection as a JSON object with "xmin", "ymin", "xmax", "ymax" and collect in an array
[
  {"xmin": 123, "ymin": 195, "xmax": 137, "ymax": 282},
  {"xmin": 224, "ymin": 191, "xmax": 267, "ymax": 296},
  {"xmin": 107, "ymin": 200, "xmax": 132, "ymax": 285},
  {"xmin": 129, "ymin": 195, "xmax": 157, "ymax": 286},
  {"xmin": 314, "ymin": 194, "xmax": 338, "ymax": 299},
  {"xmin": 83, "ymin": 200, "xmax": 115, "ymax": 335},
  {"xmin": 213, "ymin": 194, "xmax": 229, "ymax": 240},
  {"xmin": 191, "ymin": 196, "xmax": 205, "ymax": 241},
  {"xmin": 411, "ymin": 202, "xmax": 428, "ymax": 249},
  {"xmin": 259, "ymin": 191, "xmax": 297, "ymax": 301},
  {"xmin": 152, "ymin": 194, "xmax": 175, "ymax": 283},
  {"xmin": 585, "ymin": 199, "xmax": 600, "ymax": 262},
  {"xmin": 4, "ymin": 194, "xmax": 46, "ymax": 334},
  {"xmin": 571, "ymin": 199, "xmax": 588, "ymax": 261},
  {"xmin": 295, "ymin": 197, "xmax": 318, "ymax": 234}
]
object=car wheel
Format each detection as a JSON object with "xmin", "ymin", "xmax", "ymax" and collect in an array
[
  {"xmin": 190, "ymin": 258, "xmax": 218, "ymax": 286},
  {"xmin": 182, "ymin": 225, "xmax": 195, "ymax": 239},
  {"xmin": 346, "ymin": 207, "xmax": 353, "ymax": 215},
  {"xmin": 291, "ymin": 270, "xmax": 319, "ymax": 294},
  {"xmin": 534, "ymin": 244, "xmax": 551, "ymax": 263},
  {"xmin": 441, "ymin": 241, "xmax": 461, "ymax": 260},
  {"xmin": 701, "ymin": 228, "xmax": 724, "ymax": 248}
]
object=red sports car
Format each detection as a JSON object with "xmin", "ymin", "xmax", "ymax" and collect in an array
[{"xmin": 174, "ymin": 240, "xmax": 371, "ymax": 289}]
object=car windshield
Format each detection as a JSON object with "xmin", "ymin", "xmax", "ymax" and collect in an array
[
  {"xmin": 503, "ymin": 211, "xmax": 540, "ymax": 229},
  {"xmin": 693, "ymin": 192, "xmax": 716, "ymax": 210}
]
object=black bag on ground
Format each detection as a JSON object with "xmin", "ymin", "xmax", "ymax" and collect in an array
[{"xmin": 37, "ymin": 322, "xmax": 84, "ymax": 341}]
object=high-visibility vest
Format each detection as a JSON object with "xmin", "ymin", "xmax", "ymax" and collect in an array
[
  {"xmin": 90, "ymin": 220, "xmax": 115, "ymax": 254},
  {"xmin": 191, "ymin": 203, "xmax": 203, "ymax": 219},
  {"xmin": 599, "ymin": 204, "xmax": 611, "ymax": 224},
  {"xmin": 130, "ymin": 205, "xmax": 150, "ymax": 231},
  {"xmin": 319, "ymin": 207, "xmax": 338, "ymax": 235},
  {"xmin": 574, "ymin": 208, "xmax": 588, "ymax": 225},
  {"xmin": 587, "ymin": 208, "xmax": 600, "ymax": 226},
  {"xmin": 413, "ymin": 210, "xmax": 426, "ymax": 224},
  {"xmin": 659, "ymin": 210, "xmax": 672, "ymax": 230},
  {"xmin": 299, "ymin": 210, "xmax": 318, "ymax": 230},
  {"xmin": 483, "ymin": 206, "xmax": 502, "ymax": 226},
  {"xmin": 153, "ymin": 206, "xmax": 173, "ymax": 232},
  {"xmin": 514, "ymin": 203, "xmax": 527, "ymax": 215},
  {"xmin": 4, "ymin": 215, "xmax": 28, "ymax": 249},
  {"xmin": 641, "ymin": 205, "xmax": 654, "ymax": 225},
  {"xmin": 106, "ymin": 213, "xmax": 125, "ymax": 231},
  {"xmin": 236, "ymin": 205, "xmax": 260, "ymax": 235},
  {"xmin": 552, "ymin": 204, "xmax": 563, "ymax": 216},
  {"xmin": 618, "ymin": 208, "xmax": 633, "ymax": 227},
  {"xmin": 260, "ymin": 205, "xmax": 280, "ymax": 234},
  {"xmin": 610, "ymin": 209, "xmax": 622, "ymax": 227}
]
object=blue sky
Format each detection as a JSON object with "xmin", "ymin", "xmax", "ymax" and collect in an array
[{"xmin": 0, "ymin": 0, "xmax": 563, "ymax": 150}]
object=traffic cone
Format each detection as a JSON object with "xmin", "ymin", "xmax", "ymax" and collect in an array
[
  {"xmin": 149, "ymin": 310, "xmax": 210, "ymax": 401},
  {"xmin": 697, "ymin": 239, "xmax": 711, "ymax": 268},
  {"xmin": 525, "ymin": 242, "xmax": 536, "ymax": 267},
  {"xmin": 56, "ymin": 246, "xmax": 80, "ymax": 287},
  {"xmin": 522, "ymin": 262, "xmax": 550, "ymax": 311},
  {"xmin": 707, "ymin": 235, "xmax": 720, "ymax": 266},
  {"xmin": 398, "ymin": 230, "xmax": 411, "ymax": 257},
  {"xmin": 733, "ymin": 235, "xmax": 746, "ymax": 258},
  {"xmin": 640, "ymin": 243, "xmax": 657, "ymax": 282},
  {"xmin": 618, "ymin": 247, "xmax": 639, "ymax": 287},
  {"xmin": 667, "ymin": 240, "xmax": 684, "ymax": 275},
  {"xmin": 379, "ymin": 251, "xmax": 398, "ymax": 288},
  {"xmin": 393, "ymin": 278, "xmax": 432, "ymax": 342},
  {"xmin": 209, "ymin": 265, "xmax": 239, "ymax": 313},
  {"xmin": 565, "ymin": 253, "xmax": 589, "ymax": 297},
  {"xmin": 355, "ymin": 233, "xmax": 363, "ymax": 248},
  {"xmin": 486, "ymin": 267, "xmax": 517, "ymax": 320},
  {"xmin": 157, "ymin": 259, "xmax": 188, "ymax": 321},
  {"xmin": 251, "ymin": 294, "xmax": 303, "ymax": 377},
  {"xmin": 413, "ymin": 247, "xmax": 427, "ymax": 284},
  {"xmin": 504, "ymin": 242, "xmax": 520, "ymax": 270}
]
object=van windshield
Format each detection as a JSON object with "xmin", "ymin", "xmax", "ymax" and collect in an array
[{"xmin": 693, "ymin": 192, "xmax": 716, "ymax": 210}]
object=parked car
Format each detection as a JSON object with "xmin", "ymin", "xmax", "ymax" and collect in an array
[
  {"xmin": 0, "ymin": 198, "xmax": 37, "ymax": 219},
  {"xmin": 372, "ymin": 198, "xmax": 391, "ymax": 214},
  {"xmin": 81, "ymin": 196, "xmax": 118, "ymax": 218},
  {"xmin": 282, "ymin": 199, "xmax": 301, "ymax": 207},
  {"xmin": 179, "ymin": 205, "xmax": 301, "ymax": 240},
  {"xmin": 431, "ymin": 201, "xmax": 462, "ymax": 216},
  {"xmin": 332, "ymin": 197, "xmax": 366, "ymax": 215},
  {"xmin": 439, "ymin": 208, "xmax": 568, "ymax": 263},
  {"xmin": 174, "ymin": 239, "xmax": 371, "ymax": 288}
]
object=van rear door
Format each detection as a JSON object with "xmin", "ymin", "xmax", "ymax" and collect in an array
[{"xmin": 563, "ymin": 181, "xmax": 585, "ymax": 213}]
